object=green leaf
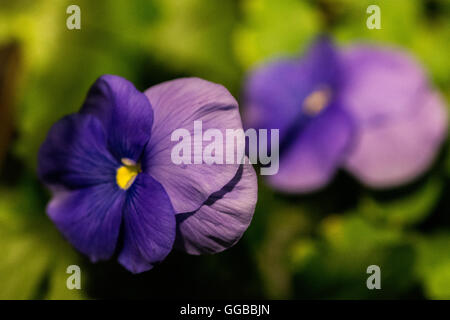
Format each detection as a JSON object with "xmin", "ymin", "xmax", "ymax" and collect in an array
[
  {"xmin": 233, "ymin": 0, "xmax": 321, "ymax": 68},
  {"xmin": 289, "ymin": 215, "xmax": 417, "ymax": 299},
  {"xmin": 0, "ymin": 183, "xmax": 85, "ymax": 299},
  {"xmin": 249, "ymin": 191, "xmax": 312, "ymax": 298},
  {"xmin": 0, "ymin": 227, "xmax": 52, "ymax": 299},
  {"xmin": 330, "ymin": 0, "xmax": 450, "ymax": 91},
  {"xmin": 148, "ymin": 0, "xmax": 242, "ymax": 93},
  {"xmin": 44, "ymin": 247, "xmax": 85, "ymax": 300},
  {"xmin": 415, "ymin": 233, "xmax": 450, "ymax": 299},
  {"xmin": 358, "ymin": 176, "xmax": 443, "ymax": 228},
  {"xmin": 8, "ymin": 0, "xmax": 152, "ymax": 169}
]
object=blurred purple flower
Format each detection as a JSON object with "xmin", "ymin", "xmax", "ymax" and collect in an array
[
  {"xmin": 244, "ymin": 38, "xmax": 447, "ymax": 192},
  {"xmin": 38, "ymin": 75, "xmax": 257, "ymax": 273}
]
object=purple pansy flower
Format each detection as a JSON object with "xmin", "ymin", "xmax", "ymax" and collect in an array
[
  {"xmin": 38, "ymin": 75, "xmax": 257, "ymax": 273},
  {"xmin": 244, "ymin": 38, "xmax": 447, "ymax": 192}
]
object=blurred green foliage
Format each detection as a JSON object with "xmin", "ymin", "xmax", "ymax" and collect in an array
[
  {"xmin": 148, "ymin": 0, "xmax": 242, "ymax": 94},
  {"xmin": 233, "ymin": 0, "xmax": 320, "ymax": 68},
  {"xmin": 415, "ymin": 233, "xmax": 450, "ymax": 299},
  {"xmin": 0, "ymin": 0, "xmax": 449, "ymax": 299},
  {"xmin": 0, "ymin": 179, "xmax": 83, "ymax": 299},
  {"xmin": 327, "ymin": 0, "xmax": 450, "ymax": 94}
]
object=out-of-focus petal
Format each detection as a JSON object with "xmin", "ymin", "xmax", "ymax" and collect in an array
[
  {"xmin": 175, "ymin": 161, "xmax": 257, "ymax": 255},
  {"xmin": 345, "ymin": 90, "xmax": 447, "ymax": 187},
  {"xmin": 244, "ymin": 37, "xmax": 341, "ymax": 143},
  {"xmin": 81, "ymin": 75, "xmax": 153, "ymax": 162},
  {"xmin": 339, "ymin": 46, "xmax": 428, "ymax": 125},
  {"xmin": 47, "ymin": 183, "xmax": 125, "ymax": 262},
  {"xmin": 118, "ymin": 174, "xmax": 176, "ymax": 273},
  {"xmin": 143, "ymin": 77, "xmax": 242, "ymax": 213},
  {"xmin": 38, "ymin": 114, "xmax": 118, "ymax": 189},
  {"xmin": 268, "ymin": 105, "xmax": 355, "ymax": 192}
]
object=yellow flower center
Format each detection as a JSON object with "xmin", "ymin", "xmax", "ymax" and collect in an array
[
  {"xmin": 116, "ymin": 158, "xmax": 141, "ymax": 190},
  {"xmin": 303, "ymin": 86, "xmax": 332, "ymax": 116}
]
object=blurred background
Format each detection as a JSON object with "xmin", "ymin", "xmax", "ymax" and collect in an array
[{"xmin": 0, "ymin": 0, "xmax": 449, "ymax": 299}]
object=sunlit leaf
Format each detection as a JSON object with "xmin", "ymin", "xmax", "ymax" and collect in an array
[
  {"xmin": 233, "ymin": 0, "xmax": 321, "ymax": 69},
  {"xmin": 9, "ymin": 0, "xmax": 153, "ymax": 169},
  {"xmin": 147, "ymin": 0, "xmax": 241, "ymax": 93},
  {"xmin": 290, "ymin": 215, "xmax": 417, "ymax": 299},
  {"xmin": 44, "ymin": 247, "xmax": 84, "ymax": 300},
  {"xmin": 0, "ymin": 182, "xmax": 85, "ymax": 299},
  {"xmin": 415, "ymin": 233, "xmax": 450, "ymax": 299},
  {"xmin": 330, "ymin": 0, "xmax": 450, "ymax": 91},
  {"xmin": 358, "ymin": 176, "xmax": 443, "ymax": 227}
]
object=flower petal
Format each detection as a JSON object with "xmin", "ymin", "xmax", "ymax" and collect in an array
[
  {"xmin": 268, "ymin": 105, "xmax": 354, "ymax": 192},
  {"xmin": 340, "ymin": 46, "xmax": 448, "ymax": 187},
  {"xmin": 80, "ymin": 75, "xmax": 153, "ymax": 161},
  {"xmin": 345, "ymin": 90, "xmax": 447, "ymax": 188},
  {"xmin": 243, "ymin": 37, "xmax": 341, "ymax": 143},
  {"xmin": 175, "ymin": 160, "xmax": 257, "ymax": 255},
  {"xmin": 339, "ymin": 46, "xmax": 428, "ymax": 125},
  {"xmin": 143, "ymin": 77, "xmax": 242, "ymax": 213},
  {"xmin": 47, "ymin": 183, "xmax": 125, "ymax": 262},
  {"xmin": 118, "ymin": 173, "xmax": 176, "ymax": 273},
  {"xmin": 38, "ymin": 114, "xmax": 118, "ymax": 189}
]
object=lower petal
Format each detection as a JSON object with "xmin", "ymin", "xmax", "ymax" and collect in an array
[
  {"xmin": 268, "ymin": 106, "xmax": 354, "ymax": 192},
  {"xmin": 118, "ymin": 174, "xmax": 176, "ymax": 273},
  {"xmin": 47, "ymin": 183, "xmax": 125, "ymax": 262},
  {"xmin": 175, "ymin": 161, "xmax": 257, "ymax": 255}
]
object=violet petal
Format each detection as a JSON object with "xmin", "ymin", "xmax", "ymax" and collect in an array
[
  {"xmin": 143, "ymin": 77, "xmax": 242, "ymax": 213},
  {"xmin": 268, "ymin": 105, "xmax": 355, "ymax": 192},
  {"xmin": 244, "ymin": 37, "xmax": 341, "ymax": 143},
  {"xmin": 175, "ymin": 160, "xmax": 257, "ymax": 255},
  {"xmin": 118, "ymin": 173, "xmax": 176, "ymax": 273},
  {"xmin": 38, "ymin": 114, "xmax": 118, "ymax": 189},
  {"xmin": 345, "ymin": 90, "xmax": 447, "ymax": 187},
  {"xmin": 341, "ymin": 46, "xmax": 448, "ymax": 187},
  {"xmin": 81, "ymin": 74, "xmax": 153, "ymax": 162},
  {"xmin": 47, "ymin": 183, "xmax": 125, "ymax": 262}
]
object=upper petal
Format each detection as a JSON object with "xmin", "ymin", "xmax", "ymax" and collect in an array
[
  {"xmin": 340, "ymin": 46, "xmax": 448, "ymax": 187},
  {"xmin": 345, "ymin": 90, "xmax": 448, "ymax": 188},
  {"xmin": 175, "ymin": 160, "xmax": 257, "ymax": 255},
  {"xmin": 243, "ymin": 37, "xmax": 341, "ymax": 143},
  {"xmin": 268, "ymin": 105, "xmax": 355, "ymax": 193},
  {"xmin": 338, "ymin": 46, "xmax": 428, "ymax": 125},
  {"xmin": 80, "ymin": 75, "xmax": 153, "ymax": 162},
  {"xmin": 143, "ymin": 77, "xmax": 242, "ymax": 213},
  {"xmin": 47, "ymin": 183, "xmax": 125, "ymax": 262},
  {"xmin": 38, "ymin": 113, "xmax": 118, "ymax": 189},
  {"xmin": 118, "ymin": 173, "xmax": 176, "ymax": 273}
]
